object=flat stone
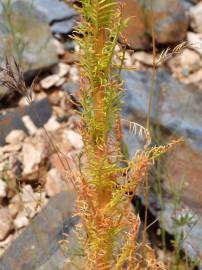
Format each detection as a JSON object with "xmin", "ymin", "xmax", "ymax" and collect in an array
[
  {"xmin": 45, "ymin": 168, "xmax": 67, "ymax": 197},
  {"xmin": 63, "ymin": 129, "xmax": 83, "ymax": 149},
  {"xmin": 187, "ymin": 32, "xmax": 202, "ymax": 57},
  {"xmin": 0, "ymin": 0, "xmax": 58, "ymax": 101},
  {"xmin": 31, "ymin": 0, "xmax": 77, "ymax": 24},
  {"xmin": 5, "ymin": 130, "xmax": 26, "ymax": 145},
  {"xmin": 20, "ymin": 134, "xmax": 49, "ymax": 180},
  {"xmin": 190, "ymin": 1, "xmax": 202, "ymax": 34},
  {"xmin": 0, "ymin": 191, "xmax": 78, "ymax": 270},
  {"xmin": 119, "ymin": 0, "xmax": 149, "ymax": 49},
  {"xmin": 122, "ymin": 69, "xmax": 202, "ymax": 152},
  {"xmin": 51, "ymin": 18, "xmax": 75, "ymax": 34},
  {"xmin": 40, "ymin": 75, "xmax": 60, "ymax": 89},
  {"xmin": 0, "ymin": 179, "xmax": 7, "ymax": 199},
  {"xmin": 120, "ymin": 0, "xmax": 188, "ymax": 48},
  {"xmin": 0, "ymin": 208, "xmax": 13, "ymax": 241},
  {"xmin": 167, "ymin": 48, "xmax": 202, "ymax": 78},
  {"xmin": 0, "ymin": 98, "xmax": 52, "ymax": 145},
  {"xmin": 52, "ymin": 63, "xmax": 70, "ymax": 78}
]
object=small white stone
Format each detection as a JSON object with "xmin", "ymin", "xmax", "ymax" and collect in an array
[
  {"xmin": 187, "ymin": 32, "xmax": 202, "ymax": 57},
  {"xmin": 63, "ymin": 129, "xmax": 83, "ymax": 149},
  {"xmin": 45, "ymin": 168, "xmax": 67, "ymax": 197},
  {"xmin": 0, "ymin": 179, "xmax": 7, "ymax": 199},
  {"xmin": 44, "ymin": 116, "xmax": 61, "ymax": 132},
  {"xmin": 52, "ymin": 63, "xmax": 70, "ymax": 78},
  {"xmin": 8, "ymin": 194, "xmax": 22, "ymax": 218},
  {"xmin": 0, "ymin": 208, "xmax": 13, "ymax": 241},
  {"xmin": 52, "ymin": 38, "xmax": 65, "ymax": 56},
  {"xmin": 190, "ymin": 2, "xmax": 202, "ymax": 34},
  {"xmin": 69, "ymin": 66, "xmax": 79, "ymax": 82},
  {"xmin": 21, "ymin": 185, "xmax": 37, "ymax": 218},
  {"xmin": 40, "ymin": 74, "xmax": 60, "ymax": 89},
  {"xmin": 5, "ymin": 130, "xmax": 26, "ymax": 144},
  {"xmin": 14, "ymin": 212, "xmax": 29, "ymax": 230},
  {"xmin": 1, "ymin": 144, "xmax": 21, "ymax": 153},
  {"xmin": 133, "ymin": 51, "xmax": 155, "ymax": 66},
  {"xmin": 22, "ymin": 115, "xmax": 38, "ymax": 136},
  {"xmin": 55, "ymin": 77, "xmax": 66, "ymax": 87}
]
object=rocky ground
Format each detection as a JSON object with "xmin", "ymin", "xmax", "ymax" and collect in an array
[{"xmin": 0, "ymin": 0, "xmax": 202, "ymax": 269}]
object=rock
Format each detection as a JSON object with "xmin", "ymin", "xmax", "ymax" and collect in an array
[
  {"xmin": 0, "ymin": 235, "xmax": 13, "ymax": 257},
  {"xmin": 163, "ymin": 142, "xmax": 202, "ymax": 214},
  {"xmin": 0, "ymin": 97, "xmax": 52, "ymax": 146},
  {"xmin": 1, "ymin": 144, "xmax": 22, "ymax": 153},
  {"xmin": 20, "ymin": 134, "xmax": 49, "ymax": 180},
  {"xmin": 187, "ymin": 32, "xmax": 202, "ymax": 57},
  {"xmin": 122, "ymin": 69, "xmax": 202, "ymax": 152},
  {"xmin": 52, "ymin": 39, "xmax": 65, "ymax": 56},
  {"xmin": 0, "ymin": 191, "xmax": 78, "ymax": 270},
  {"xmin": 63, "ymin": 82, "xmax": 80, "ymax": 95},
  {"xmin": 148, "ymin": 0, "xmax": 188, "ymax": 43},
  {"xmin": 69, "ymin": 66, "xmax": 79, "ymax": 82},
  {"xmin": 14, "ymin": 212, "xmax": 29, "ymax": 230},
  {"xmin": 22, "ymin": 116, "xmax": 38, "ymax": 136},
  {"xmin": 120, "ymin": 0, "xmax": 188, "ymax": 48},
  {"xmin": 167, "ymin": 48, "xmax": 202, "ymax": 78},
  {"xmin": 32, "ymin": 0, "xmax": 76, "ymax": 25},
  {"xmin": 44, "ymin": 116, "xmax": 61, "ymax": 132},
  {"xmin": 120, "ymin": 0, "xmax": 148, "ymax": 49},
  {"xmin": 31, "ymin": 0, "xmax": 77, "ymax": 34},
  {"xmin": 181, "ymin": 0, "xmax": 195, "ymax": 11},
  {"xmin": 45, "ymin": 168, "xmax": 67, "ymax": 197},
  {"xmin": 8, "ymin": 194, "xmax": 23, "ymax": 218},
  {"xmin": 5, "ymin": 130, "xmax": 26, "ymax": 145},
  {"xmin": 133, "ymin": 51, "xmax": 155, "ymax": 66},
  {"xmin": 52, "ymin": 63, "xmax": 70, "ymax": 78},
  {"xmin": 40, "ymin": 75, "xmax": 60, "ymax": 89},
  {"xmin": 182, "ymin": 69, "xmax": 202, "ymax": 86},
  {"xmin": 63, "ymin": 129, "xmax": 83, "ymax": 149},
  {"xmin": 0, "ymin": 0, "xmax": 58, "ymax": 100},
  {"xmin": 0, "ymin": 208, "xmax": 13, "ymax": 241},
  {"xmin": 0, "ymin": 179, "xmax": 7, "ymax": 199},
  {"xmin": 51, "ymin": 18, "xmax": 75, "ymax": 34},
  {"xmin": 55, "ymin": 77, "xmax": 66, "ymax": 87},
  {"xmin": 190, "ymin": 1, "xmax": 202, "ymax": 34}
]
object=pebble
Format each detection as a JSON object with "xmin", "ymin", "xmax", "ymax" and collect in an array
[
  {"xmin": 0, "ymin": 208, "xmax": 13, "ymax": 241},
  {"xmin": 0, "ymin": 179, "xmax": 7, "ymax": 199},
  {"xmin": 52, "ymin": 38, "xmax": 65, "ymax": 56},
  {"xmin": 14, "ymin": 212, "xmax": 29, "ymax": 230},
  {"xmin": 44, "ymin": 116, "xmax": 61, "ymax": 132},
  {"xmin": 63, "ymin": 129, "xmax": 83, "ymax": 149},
  {"xmin": 40, "ymin": 74, "xmax": 60, "ymax": 89},
  {"xmin": 187, "ymin": 32, "xmax": 202, "ymax": 57},
  {"xmin": 22, "ymin": 115, "xmax": 38, "ymax": 136},
  {"xmin": 5, "ymin": 130, "xmax": 26, "ymax": 145},
  {"xmin": 8, "ymin": 194, "xmax": 23, "ymax": 218},
  {"xmin": 190, "ymin": 1, "xmax": 202, "ymax": 34},
  {"xmin": 45, "ymin": 168, "xmax": 67, "ymax": 197},
  {"xmin": 52, "ymin": 63, "xmax": 70, "ymax": 78}
]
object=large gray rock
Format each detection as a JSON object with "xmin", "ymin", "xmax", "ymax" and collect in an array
[
  {"xmin": 120, "ymin": 0, "xmax": 188, "ymax": 49},
  {"xmin": 190, "ymin": 1, "xmax": 202, "ymax": 34},
  {"xmin": 123, "ymin": 70, "xmax": 202, "ymax": 266},
  {"xmin": 122, "ymin": 69, "xmax": 202, "ymax": 152},
  {"xmin": 0, "ymin": 0, "xmax": 58, "ymax": 100},
  {"xmin": 0, "ymin": 97, "xmax": 52, "ymax": 145},
  {"xmin": 31, "ymin": 0, "xmax": 77, "ymax": 34},
  {"xmin": 0, "ymin": 191, "xmax": 78, "ymax": 270}
]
